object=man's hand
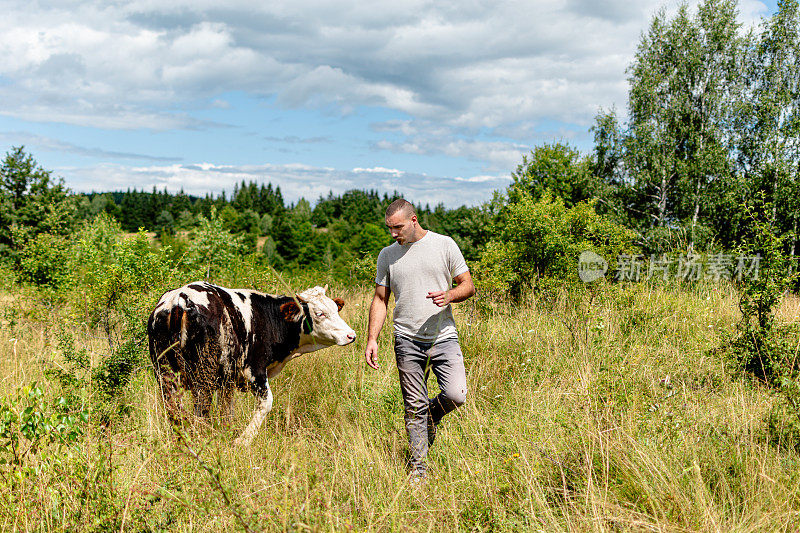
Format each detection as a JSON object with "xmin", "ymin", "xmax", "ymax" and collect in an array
[
  {"xmin": 427, "ymin": 272, "xmax": 475, "ymax": 307},
  {"xmin": 366, "ymin": 284, "xmax": 390, "ymax": 371},
  {"xmin": 426, "ymin": 290, "xmax": 450, "ymax": 307},
  {"xmin": 364, "ymin": 339, "xmax": 380, "ymax": 370}
]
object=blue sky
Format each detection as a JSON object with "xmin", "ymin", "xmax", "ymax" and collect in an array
[{"xmin": 0, "ymin": 0, "xmax": 779, "ymax": 207}]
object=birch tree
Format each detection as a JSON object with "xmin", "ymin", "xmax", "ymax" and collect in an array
[
  {"xmin": 734, "ymin": 0, "xmax": 800, "ymax": 258},
  {"xmin": 625, "ymin": 0, "xmax": 742, "ymax": 250}
]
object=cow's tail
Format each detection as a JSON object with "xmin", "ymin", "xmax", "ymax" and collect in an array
[
  {"xmin": 180, "ymin": 306, "xmax": 188, "ymax": 348},
  {"xmin": 166, "ymin": 297, "xmax": 189, "ymax": 349},
  {"xmin": 149, "ymin": 296, "xmax": 192, "ymax": 369}
]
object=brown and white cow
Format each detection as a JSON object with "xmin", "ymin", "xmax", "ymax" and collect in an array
[{"xmin": 147, "ymin": 281, "xmax": 356, "ymax": 445}]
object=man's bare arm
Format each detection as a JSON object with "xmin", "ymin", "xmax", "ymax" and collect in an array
[
  {"xmin": 364, "ymin": 284, "xmax": 390, "ymax": 370},
  {"xmin": 426, "ymin": 270, "xmax": 476, "ymax": 307}
]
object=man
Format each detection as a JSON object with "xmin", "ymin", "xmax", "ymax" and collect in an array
[{"xmin": 364, "ymin": 198, "xmax": 475, "ymax": 479}]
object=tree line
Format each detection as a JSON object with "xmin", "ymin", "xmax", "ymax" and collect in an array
[
  {"xmin": 75, "ymin": 182, "xmax": 488, "ymax": 267},
  {"xmin": 0, "ymin": 148, "xmax": 490, "ymax": 281}
]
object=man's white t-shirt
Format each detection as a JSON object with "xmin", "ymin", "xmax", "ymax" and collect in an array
[{"xmin": 375, "ymin": 231, "xmax": 469, "ymax": 342}]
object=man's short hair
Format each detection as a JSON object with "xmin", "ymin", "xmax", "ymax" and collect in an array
[{"xmin": 386, "ymin": 198, "xmax": 417, "ymax": 219}]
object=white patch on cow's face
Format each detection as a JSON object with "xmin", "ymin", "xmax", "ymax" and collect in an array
[{"xmin": 296, "ymin": 286, "xmax": 356, "ymax": 351}]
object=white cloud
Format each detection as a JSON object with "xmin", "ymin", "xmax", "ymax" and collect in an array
[
  {"xmin": 454, "ymin": 175, "xmax": 510, "ymax": 183},
  {"xmin": 353, "ymin": 166, "xmax": 404, "ymax": 176},
  {"xmin": 736, "ymin": 0, "xmax": 771, "ymax": 28},
  {"xmin": 375, "ymin": 136, "xmax": 527, "ymax": 173},
  {"xmin": 0, "ymin": 0, "xmax": 772, "ymax": 133}
]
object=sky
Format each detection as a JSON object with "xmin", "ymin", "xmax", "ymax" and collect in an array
[{"xmin": 0, "ymin": 0, "xmax": 780, "ymax": 208}]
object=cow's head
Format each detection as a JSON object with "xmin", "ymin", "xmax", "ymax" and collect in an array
[{"xmin": 281, "ymin": 285, "xmax": 356, "ymax": 353}]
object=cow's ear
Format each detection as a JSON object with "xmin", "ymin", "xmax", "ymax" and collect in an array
[
  {"xmin": 280, "ymin": 301, "xmax": 303, "ymax": 321},
  {"xmin": 333, "ymin": 297, "xmax": 345, "ymax": 312}
]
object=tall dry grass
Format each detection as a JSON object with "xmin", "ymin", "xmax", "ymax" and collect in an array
[{"xmin": 1, "ymin": 277, "xmax": 799, "ymax": 531}]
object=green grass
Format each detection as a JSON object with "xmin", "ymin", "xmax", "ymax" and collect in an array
[{"xmin": 1, "ymin": 277, "xmax": 799, "ymax": 531}]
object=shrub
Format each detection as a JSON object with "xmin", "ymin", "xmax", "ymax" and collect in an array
[
  {"xmin": 476, "ymin": 192, "xmax": 638, "ymax": 296},
  {"xmin": 1, "ymin": 367, "xmax": 123, "ymax": 527},
  {"xmin": 87, "ymin": 229, "xmax": 177, "ymax": 321},
  {"xmin": 724, "ymin": 205, "xmax": 800, "ymax": 448},
  {"xmin": 728, "ymin": 212, "xmax": 798, "ymax": 383},
  {"xmin": 69, "ymin": 212, "xmax": 124, "ymax": 288},
  {"xmin": 65, "ymin": 230, "xmax": 181, "ymax": 423},
  {"xmin": 0, "ymin": 382, "xmax": 88, "ymax": 480},
  {"xmin": 349, "ymin": 251, "xmax": 379, "ymax": 286},
  {"xmin": 17, "ymin": 232, "xmax": 72, "ymax": 289},
  {"xmin": 508, "ymin": 142, "xmax": 595, "ymax": 207},
  {"xmin": 47, "ymin": 330, "xmax": 140, "ymax": 427},
  {"xmin": 185, "ymin": 206, "xmax": 245, "ymax": 280}
]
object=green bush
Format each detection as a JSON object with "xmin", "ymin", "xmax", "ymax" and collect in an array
[
  {"xmin": 0, "ymin": 382, "xmax": 88, "ymax": 480},
  {"xmin": 87, "ymin": 229, "xmax": 177, "ymax": 317},
  {"xmin": 349, "ymin": 251, "xmax": 379, "ymax": 287},
  {"xmin": 17, "ymin": 232, "xmax": 72, "ymax": 289},
  {"xmin": 0, "ymin": 372, "xmax": 123, "ymax": 527},
  {"xmin": 66, "ymin": 230, "xmax": 180, "ymax": 424},
  {"xmin": 508, "ymin": 142, "xmax": 595, "ymax": 207},
  {"xmin": 476, "ymin": 192, "xmax": 638, "ymax": 296},
  {"xmin": 724, "ymin": 206, "xmax": 800, "ymax": 448},
  {"xmin": 69, "ymin": 212, "xmax": 123, "ymax": 288},
  {"xmin": 351, "ymin": 223, "xmax": 392, "ymax": 256},
  {"xmin": 185, "ymin": 206, "xmax": 245, "ymax": 280},
  {"xmin": 48, "ymin": 330, "xmax": 139, "ymax": 426},
  {"xmin": 728, "ymin": 210, "xmax": 798, "ymax": 382}
]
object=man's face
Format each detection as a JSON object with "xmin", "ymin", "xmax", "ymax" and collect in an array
[{"xmin": 385, "ymin": 211, "xmax": 416, "ymax": 244}]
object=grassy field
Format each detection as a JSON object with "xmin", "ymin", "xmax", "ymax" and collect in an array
[{"xmin": 1, "ymin": 274, "xmax": 800, "ymax": 531}]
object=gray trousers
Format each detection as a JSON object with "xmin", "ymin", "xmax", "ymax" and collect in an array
[{"xmin": 394, "ymin": 335, "xmax": 468, "ymax": 475}]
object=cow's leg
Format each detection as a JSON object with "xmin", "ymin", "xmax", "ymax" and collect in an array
[
  {"xmin": 192, "ymin": 386, "xmax": 213, "ymax": 418},
  {"xmin": 234, "ymin": 379, "xmax": 273, "ymax": 447},
  {"xmin": 155, "ymin": 367, "xmax": 186, "ymax": 425},
  {"xmin": 190, "ymin": 345, "xmax": 218, "ymax": 419},
  {"xmin": 150, "ymin": 335, "xmax": 187, "ymax": 425},
  {"xmin": 218, "ymin": 384, "xmax": 236, "ymax": 426}
]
